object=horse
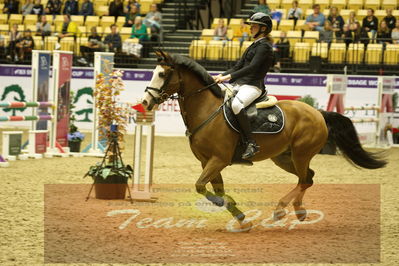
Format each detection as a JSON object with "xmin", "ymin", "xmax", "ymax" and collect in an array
[{"xmin": 141, "ymin": 51, "xmax": 387, "ymax": 231}]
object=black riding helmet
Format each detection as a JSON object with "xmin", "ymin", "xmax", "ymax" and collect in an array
[{"xmin": 245, "ymin": 12, "xmax": 273, "ymax": 35}]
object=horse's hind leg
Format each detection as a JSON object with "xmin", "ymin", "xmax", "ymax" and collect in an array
[{"xmin": 271, "ymin": 150, "xmax": 315, "ymax": 221}]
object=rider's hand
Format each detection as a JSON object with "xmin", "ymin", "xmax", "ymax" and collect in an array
[
  {"xmin": 213, "ymin": 74, "xmax": 222, "ymax": 81},
  {"xmin": 214, "ymin": 74, "xmax": 231, "ymax": 83}
]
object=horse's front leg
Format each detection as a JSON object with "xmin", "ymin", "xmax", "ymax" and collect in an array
[{"xmin": 196, "ymin": 158, "xmax": 252, "ymax": 231}]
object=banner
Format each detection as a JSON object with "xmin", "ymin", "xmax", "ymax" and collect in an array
[
  {"xmin": 53, "ymin": 52, "xmax": 73, "ymax": 148},
  {"xmin": 32, "ymin": 51, "xmax": 51, "ymax": 130}
]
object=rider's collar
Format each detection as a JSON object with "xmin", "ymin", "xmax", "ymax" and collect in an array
[{"xmin": 254, "ymin": 37, "xmax": 266, "ymax": 43}]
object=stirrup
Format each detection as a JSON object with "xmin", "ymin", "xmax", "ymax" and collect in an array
[{"xmin": 242, "ymin": 142, "xmax": 259, "ymax": 159}]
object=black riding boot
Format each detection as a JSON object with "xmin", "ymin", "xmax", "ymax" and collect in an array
[{"xmin": 236, "ymin": 109, "xmax": 259, "ymax": 159}]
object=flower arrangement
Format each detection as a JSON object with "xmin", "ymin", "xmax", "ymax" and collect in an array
[
  {"xmin": 94, "ymin": 70, "xmax": 129, "ymax": 145},
  {"xmin": 68, "ymin": 90, "xmax": 85, "ymax": 151},
  {"xmin": 68, "ymin": 125, "xmax": 85, "ymax": 142}
]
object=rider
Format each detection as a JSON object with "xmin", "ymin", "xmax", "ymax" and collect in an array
[{"xmin": 213, "ymin": 12, "xmax": 274, "ymax": 160}]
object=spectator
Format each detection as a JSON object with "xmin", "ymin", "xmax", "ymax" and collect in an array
[
  {"xmin": 7, "ymin": 24, "xmax": 23, "ymax": 62},
  {"xmin": 0, "ymin": 35, "xmax": 6, "ymax": 57},
  {"xmin": 63, "ymin": 0, "xmax": 78, "ymax": 15},
  {"xmin": 342, "ymin": 24, "xmax": 352, "ymax": 47},
  {"xmin": 36, "ymin": 15, "xmax": 51, "ymax": 37},
  {"xmin": 321, "ymin": 20, "xmax": 334, "ymax": 44},
  {"xmin": 109, "ymin": 0, "xmax": 124, "ymax": 18},
  {"xmin": 131, "ymin": 16, "xmax": 148, "ymax": 41},
  {"xmin": 79, "ymin": 26, "xmax": 103, "ymax": 65},
  {"xmin": 252, "ymin": 0, "xmax": 270, "ymax": 15},
  {"xmin": 144, "ymin": 3, "xmax": 162, "ymax": 35},
  {"xmin": 79, "ymin": 0, "xmax": 93, "ymax": 16},
  {"xmin": 352, "ymin": 22, "xmax": 369, "ymax": 46},
  {"xmin": 327, "ymin": 7, "xmax": 344, "ymax": 39},
  {"xmin": 45, "ymin": 0, "xmax": 62, "ymax": 15},
  {"xmin": 22, "ymin": 0, "xmax": 34, "ymax": 15},
  {"xmin": 31, "ymin": 0, "xmax": 44, "ymax": 15},
  {"xmin": 287, "ymin": 1, "xmax": 302, "ymax": 25},
  {"xmin": 377, "ymin": 20, "xmax": 392, "ymax": 45},
  {"xmin": 347, "ymin": 11, "xmax": 358, "ymax": 28},
  {"xmin": 273, "ymin": 31, "xmax": 290, "ymax": 72},
  {"xmin": 362, "ymin": 8, "xmax": 378, "ymax": 38},
  {"xmin": 235, "ymin": 18, "xmax": 250, "ymax": 44},
  {"xmin": 305, "ymin": 4, "xmax": 325, "ymax": 32},
  {"xmin": 124, "ymin": 0, "xmax": 140, "ymax": 14},
  {"xmin": 58, "ymin": 14, "xmax": 78, "ymax": 39},
  {"xmin": 3, "ymin": 0, "xmax": 20, "ymax": 14},
  {"xmin": 104, "ymin": 24, "xmax": 122, "ymax": 52},
  {"xmin": 392, "ymin": 20, "xmax": 399, "ymax": 44},
  {"xmin": 383, "ymin": 9, "xmax": 396, "ymax": 32},
  {"xmin": 124, "ymin": 4, "xmax": 140, "ymax": 27},
  {"xmin": 16, "ymin": 29, "xmax": 34, "ymax": 61},
  {"xmin": 213, "ymin": 18, "xmax": 228, "ymax": 41}
]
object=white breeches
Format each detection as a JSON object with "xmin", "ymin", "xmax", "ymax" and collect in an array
[{"xmin": 231, "ymin": 84, "xmax": 262, "ymax": 114}]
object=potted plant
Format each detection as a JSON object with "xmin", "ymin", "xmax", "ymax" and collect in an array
[
  {"xmin": 84, "ymin": 70, "xmax": 133, "ymax": 200},
  {"xmin": 68, "ymin": 90, "xmax": 85, "ymax": 152}
]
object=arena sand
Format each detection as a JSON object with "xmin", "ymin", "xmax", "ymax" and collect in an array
[{"xmin": 0, "ymin": 129, "xmax": 398, "ymax": 265}]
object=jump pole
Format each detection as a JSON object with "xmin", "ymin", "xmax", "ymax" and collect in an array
[
  {"xmin": 82, "ymin": 52, "xmax": 114, "ymax": 157},
  {"xmin": 131, "ymin": 111, "xmax": 157, "ymax": 202}
]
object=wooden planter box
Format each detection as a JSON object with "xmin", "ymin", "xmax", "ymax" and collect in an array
[{"xmin": 94, "ymin": 175, "xmax": 128, "ymax": 199}]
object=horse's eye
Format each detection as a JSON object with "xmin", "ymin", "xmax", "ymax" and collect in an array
[{"xmin": 159, "ymin": 72, "xmax": 165, "ymax": 78}]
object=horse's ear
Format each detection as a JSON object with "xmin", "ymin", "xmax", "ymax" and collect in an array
[{"xmin": 160, "ymin": 51, "xmax": 173, "ymax": 65}]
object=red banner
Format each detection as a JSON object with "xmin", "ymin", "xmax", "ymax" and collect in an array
[{"xmin": 56, "ymin": 53, "xmax": 72, "ymax": 147}]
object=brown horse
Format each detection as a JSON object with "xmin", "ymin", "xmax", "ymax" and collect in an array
[{"xmin": 141, "ymin": 51, "xmax": 386, "ymax": 231}]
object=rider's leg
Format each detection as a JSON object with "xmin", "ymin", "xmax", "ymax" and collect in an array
[{"xmin": 231, "ymin": 84, "xmax": 262, "ymax": 159}]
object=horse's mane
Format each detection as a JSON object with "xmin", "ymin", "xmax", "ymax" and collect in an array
[{"xmin": 170, "ymin": 54, "xmax": 224, "ymax": 98}]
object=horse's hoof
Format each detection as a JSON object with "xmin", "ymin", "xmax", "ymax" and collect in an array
[
  {"xmin": 294, "ymin": 207, "xmax": 307, "ymax": 221},
  {"xmin": 273, "ymin": 209, "xmax": 287, "ymax": 221},
  {"xmin": 239, "ymin": 220, "xmax": 253, "ymax": 233}
]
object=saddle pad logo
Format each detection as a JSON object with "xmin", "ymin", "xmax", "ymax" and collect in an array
[{"xmin": 267, "ymin": 114, "xmax": 277, "ymax": 122}]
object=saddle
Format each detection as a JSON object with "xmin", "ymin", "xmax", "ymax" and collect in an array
[{"xmin": 222, "ymin": 90, "xmax": 285, "ymax": 166}]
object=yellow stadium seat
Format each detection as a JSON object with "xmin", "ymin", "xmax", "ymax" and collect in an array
[
  {"xmin": 270, "ymin": 30, "xmax": 282, "ymax": 39},
  {"xmin": 95, "ymin": 26, "xmax": 104, "ymax": 36},
  {"xmin": 356, "ymin": 9, "xmax": 367, "ymax": 20},
  {"xmin": 116, "ymin": 16, "xmax": 125, "ymax": 28},
  {"xmin": 318, "ymin": 0, "xmax": 330, "ymax": 10},
  {"xmin": 96, "ymin": 6, "xmax": 109, "ymax": 16},
  {"xmin": 279, "ymin": 19, "xmax": 294, "ymax": 31},
  {"xmin": 295, "ymin": 19, "xmax": 306, "ymax": 30},
  {"xmin": 60, "ymin": 36, "xmax": 75, "ymax": 51},
  {"xmin": 140, "ymin": 0, "xmax": 153, "ymax": 14},
  {"xmin": 211, "ymin": 18, "xmax": 228, "ymax": 29},
  {"xmin": 305, "ymin": 9, "xmax": 313, "ymax": 18},
  {"xmin": 77, "ymin": 26, "xmax": 87, "ymax": 36},
  {"xmin": 272, "ymin": 19, "xmax": 278, "ymax": 30},
  {"xmin": 76, "ymin": 37, "xmax": 88, "ymax": 55},
  {"xmin": 0, "ymin": 24, "xmax": 9, "ymax": 34},
  {"xmin": 25, "ymin": 24, "xmax": 37, "ymax": 33},
  {"xmin": 93, "ymin": 0, "xmax": 108, "ymax": 7},
  {"xmin": 54, "ymin": 15, "xmax": 64, "ymax": 30},
  {"xmin": 32, "ymin": 36, "xmax": 43, "ymax": 50},
  {"xmin": 347, "ymin": 0, "xmax": 363, "ymax": 11},
  {"xmin": 8, "ymin": 14, "xmax": 23, "ymax": 26},
  {"xmin": 0, "ymin": 3, "xmax": 4, "ymax": 12},
  {"xmin": 293, "ymin": 42, "xmax": 311, "ymax": 62},
  {"xmin": 201, "ymin": 28, "xmax": 214, "ymax": 41},
  {"xmin": 71, "ymin": 15, "xmax": 84, "ymax": 26},
  {"xmin": 206, "ymin": 40, "xmax": 223, "ymax": 60},
  {"xmin": 303, "ymin": 30, "xmax": 319, "ymax": 44},
  {"xmin": 347, "ymin": 43, "xmax": 364, "ymax": 63},
  {"xmin": 287, "ymin": 30, "xmax": 302, "ymax": 54},
  {"xmin": 45, "ymin": 36, "xmax": 58, "ymax": 51},
  {"xmin": 381, "ymin": 0, "xmax": 395, "ymax": 10},
  {"xmin": 24, "ymin": 14, "xmax": 38, "ymax": 26},
  {"xmin": 268, "ymin": 0, "xmax": 281, "ymax": 9},
  {"xmin": 312, "ymin": 42, "xmax": 328, "ymax": 58},
  {"xmin": 322, "ymin": 9, "xmax": 330, "ymax": 17},
  {"xmin": 281, "ymin": 0, "xmax": 293, "ymax": 10},
  {"xmin": 120, "ymin": 27, "xmax": 131, "ymax": 41},
  {"xmin": 0, "ymin": 14, "xmax": 7, "ymax": 24},
  {"xmin": 2, "ymin": 35, "xmax": 10, "ymax": 47},
  {"xmin": 189, "ymin": 40, "xmax": 207, "ymax": 60},
  {"xmin": 104, "ymin": 26, "xmax": 112, "ymax": 35},
  {"xmin": 85, "ymin": 16, "xmax": 100, "ymax": 28},
  {"xmin": 340, "ymin": 9, "xmax": 354, "ymax": 21},
  {"xmin": 365, "ymin": 43, "xmax": 383, "ymax": 64},
  {"xmin": 393, "ymin": 10, "xmax": 399, "ymax": 17},
  {"xmin": 223, "ymin": 41, "xmax": 241, "ymax": 61},
  {"xmin": 384, "ymin": 44, "xmax": 399, "ymax": 65},
  {"xmin": 331, "ymin": 0, "xmax": 347, "ymax": 9},
  {"xmin": 298, "ymin": 0, "xmax": 314, "ymax": 10},
  {"xmin": 328, "ymin": 43, "xmax": 346, "ymax": 63},
  {"xmin": 374, "ymin": 10, "xmax": 386, "ymax": 22},
  {"xmin": 241, "ymin": 41, "xmax": 252, "ymax": 55},
  {"xmin": 44, "ymin": 15, "xmax": 53, "ymax": 24},
  {"xmin": 363, "ymin": 0, "xmax": 379, "ymax": 11},
  {"xmin": 100, "ymin": 16, "xmax": 115, "ymax": 28},
  {"xmin": 17, "ymin": 25, "xmax": 24, "ymax": 31}
]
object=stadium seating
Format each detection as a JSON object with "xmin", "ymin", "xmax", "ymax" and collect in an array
[
  {"xmin": 207, "ymin": 40, "xmax": 224, "ymax": 60},
  {"xmin": 298, "ymin": 0, "xmax": 314, "ymax": 10},
  {"xmin": 24, "ymin": 15, "xmax": 38, "ymax": 26},
  {"xmin": 347, "ymin": 43, "xmax": 365, "ymax": 63},
  {"xmin": 223, "ymin": 40, "xmax": 241, "ymax": 61},
  {"xmin": 8, "ymin": 14, "xmax": 22, "ymax": 27},
  {"xmin": 85, "ymin": 16, "xmax": 100, "ymax": 28},
  {"xmin": 347, "ymin": 0, "xmax": 363, "ymax": 11},
  {"xmin": 384, "ymin": 44, "xmax": 399, "ymax": 65},
  {"xmin": 312, "ymin": 42, "xmax": 329, "ymax": 58},
  {"xmin": 279, "ymin": 19, "xmax": 294, "ymax": 31},
  {"xmin": 120, "ymin": 27, "xmax": 132, "ymax": 41},
  {"xmin": 268, "ymin": 0, "xmax": 281, "ymax": 9},
  {"xmin": 365, "ymin": 43, "xmax": 383, "ymax": 64},
  {"xmin": 382, "ymin": 0, "xmax": 396, "ymax": 10},
  {"xmin": 32, "ymin": 36, "xmax": 43, "ymax": 50},
  {"xmin": 303, "ymin": 31, "xmax": 319, "ymax": 44},
  {"xmin": 286, "ymin": 30, "xmax": 302, "ymax": 53},
  {"xmin": 329, "ymin": 43, "xmax": 346, "ymax": 63},
  {"xmin": 100, "ymin": 16, "xmax": 116, "ymax": 29},
  {"xmin": 201, "ymin": 29, "xmax": 214, "ymax": 41},
  {"xmin": 71, "ymin": 15, "xmax": 84, "ymax": 27},
  {"xmin": 211, "ymin": 18, "xmax": 228, "ymax": 29},
  {"xmin": 318, "ymin": 0, "xmax": 330, "ymax": 10},
  {"xmin": 189, "ymin": 40, "xmax": 207, "ymax": 60},
  {"xmin": 293, "ymin": 42, "xmax": 311, "ymax": 62}
]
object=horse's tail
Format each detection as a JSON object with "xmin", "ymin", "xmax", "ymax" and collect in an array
[{"xmin": 321, "ymin": 111, "xmax": 387, "ymax": 169}]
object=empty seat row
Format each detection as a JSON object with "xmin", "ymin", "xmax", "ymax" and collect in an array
[{"xmin": 260, "ymin": 0, "xmax": 398, "ymax": 10}]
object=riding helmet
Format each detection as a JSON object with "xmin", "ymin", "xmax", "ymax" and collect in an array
[{"xmin": 245, "ymin": 12, "xmax": 273, "ymax": 34}]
